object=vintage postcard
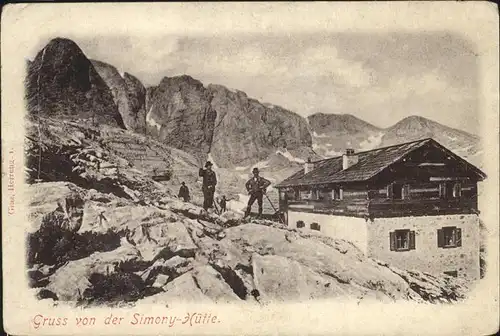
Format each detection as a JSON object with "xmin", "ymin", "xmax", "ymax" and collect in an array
[{"xmin": 2, "ymin": 2, "xmax": 499, "ymax": 335}]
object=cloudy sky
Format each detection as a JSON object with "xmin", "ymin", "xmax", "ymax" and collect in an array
[{"xmin": 29, "ymin": 31, "xmax": 479, "ymax": 134}]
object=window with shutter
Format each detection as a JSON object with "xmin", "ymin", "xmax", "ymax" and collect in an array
[
  {"xmin": 296, "ymin": 220, "xmax": 305, "ymax": 228},
  {"xmin": 402, "ymin": 184, "xmax": 411, "ymax": 200},
  {"xmin": 392, "ymin": 183, "xmax": 403, "ymax": 199},
  {"xmin": 438, "ymin": 226, "xmax": 461, "ymax": 248},
  {"xmin": 437, "ymin": 228, "xmax": 444, "ymax": 247},
  {"xmin": 391, "ymin": 229, "xmax": 412, "ymax": 251},
  {"xmin": 310, "ymin": 222, "xmax": 321, "ymax": 231},
  {"xmin": 409, "ymin": 231, "xmax": 416, "ymax": 250},
  {"xmin": 439, "ymin": 183, "xmax": 446, "ymax": 198},
  {"xmin": 456, "ymin": 228, "xmax": 462, "ymax": 247},
  {"xmin": 453, "ymin": 183, "xmax": 462, "ymax": 198},
  {"xmin": 389, "ymin": 232, "xmax": 395, "ymax": 251}
]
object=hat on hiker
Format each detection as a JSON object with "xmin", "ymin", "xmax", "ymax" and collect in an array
[
  {"xmin": 252, "ymin": 167, "xmax": 259, "ymax": 173},
  {"xmin": 205, "ymin": 161, "xmax": 213, "ymax": 168}
]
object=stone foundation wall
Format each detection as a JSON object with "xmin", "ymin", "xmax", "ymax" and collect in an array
[
  {"xmin": 287, "ymin": 211, "xmax": 368, "ymax": 254},
  {"xmin": 367, "ymin": 214, "xmax": 480, "ymax": 281}
]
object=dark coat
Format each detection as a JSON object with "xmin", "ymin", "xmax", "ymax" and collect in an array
[
  {"xmin": 219, "ymin": 198, "xmax": 227, "ymax": 209},
  {"xmin": 199, "ymin": 168, "xmax": 217, "ymax": 190},
  {"xmin": 178, "ymin": 185, "xmax": 190, "ymax": 200},
  {"xmin": 245, "ymin": 176, "xmax": 271, "ymax": 194}
]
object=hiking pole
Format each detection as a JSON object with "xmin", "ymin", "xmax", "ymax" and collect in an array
[
  {"xmin": 264, "ymin": 193, "xmax": 284, "ymax": 224},
  {"xmin": 212, "ymin": 199, "xmax": 220, "ymax": 215}
]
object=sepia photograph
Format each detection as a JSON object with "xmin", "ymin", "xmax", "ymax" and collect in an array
[{"xmin": 2, "ymin": 2, "xmax": 499, "ymax": 335}]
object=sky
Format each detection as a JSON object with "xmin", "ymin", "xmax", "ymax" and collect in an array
[{"xmin": 28, "ymin": 32, "xmax": 480, "ymax": 134}]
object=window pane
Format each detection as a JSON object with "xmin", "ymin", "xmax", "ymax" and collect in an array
[{"xmin": 393, "ymin": 184, "xmax": 402, "ymax": 199}]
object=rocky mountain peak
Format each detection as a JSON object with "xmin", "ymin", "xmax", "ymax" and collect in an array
[
  {"xmin": 25, "ymin": 37, "xmax": 124, "ymax": 128},
  {"xmin": 308, "ymin": 113, "xmax": 381, "ymax": 135},
  {"xmin": 91, "ymin": 60, "xmax": 147, "ymax": 133}
]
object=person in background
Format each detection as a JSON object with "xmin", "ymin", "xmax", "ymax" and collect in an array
[
  {"xmin": 219, "ymin": 195, "xmax": 227, "ymax": 213},
  {"xmin": 199, "ymin": 161, "xmax": 217, "ymax": 211},
  {"xmin": 245, "ymin": 167, "xmax": 271, "ymax": 218},
  {"xmin": 178, "ymin": 181, "xmax": 190, "ymax": 202}
]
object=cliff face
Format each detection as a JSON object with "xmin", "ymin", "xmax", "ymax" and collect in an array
[
  {"xmin": 25, "ymin": 38, "xmax": 123, "ymax": 128},
  {"xmin": 91, "ymin": 60, "xmax": 147, "ymax": 133},
  {"xmin": 208, "ymin": 84, "xmax": 312, "ymax": 167},
  {"xmin": 145, "ymin": 75, "xmax": 217, "ymax": 165},
  {"xmin": 144, "ymin": 79, "xmax": 312, "ymax": 167}
]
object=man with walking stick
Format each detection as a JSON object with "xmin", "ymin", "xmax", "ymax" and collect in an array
[{"xmin": 244, "ymin": 167, "xmax": 271, "ymax": 218}]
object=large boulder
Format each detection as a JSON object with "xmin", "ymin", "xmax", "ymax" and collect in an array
[
  {"xmin": 191, "ymin": 265, "xmax": 241, "ymax": 303},
  {"xmin": 221, "ymin": 224, "xmax": 413, "ymax": 301},
  {"xmin": 137, "ymin": 272, "xmax": 211, "ymax": 304},
  {"xmin": 27, "ymin": 182, "xmax": 86, "ymax": 233},
  {"xmin": 251, "ymin": 254, "xmax": 364, "ymax": 303},
  {"xmin": 46, "ymin": 243, "xmax": 141, "ymax": 301}
]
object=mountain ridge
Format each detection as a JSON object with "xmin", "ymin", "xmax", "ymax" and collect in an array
[{"xmin": 26, "ymin": 37, "xmax": 482, "ymax": 169}]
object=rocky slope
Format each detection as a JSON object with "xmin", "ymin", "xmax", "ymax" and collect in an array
[
  {"xmin": 27, "ymin": 183, "xmax": 469, "ymax": 306},
  {"xmin": 25, "ymin": 117, "xmax": 471, "ymax": 306},
  {"xmin": 91, "ymin": 60, "xmax": 147, "ymax": 133},
  {"xmin": 25, "ymin": 38, "xmax": 124, "ymax": 128}
]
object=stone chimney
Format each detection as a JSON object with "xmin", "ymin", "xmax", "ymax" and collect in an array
[
  {"xmin": 304, "ymin": 158, "xmax": 315, "ymax": 174},
  {"xmin": 342, "ymin": 149, "xmax": 359, "ymax": 170}
]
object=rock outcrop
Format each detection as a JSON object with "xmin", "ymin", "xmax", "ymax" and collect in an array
[
  {"xmin": 145, "ymin": 75, "xmax": 217, "ymax": 164},
  {"xmin": 27, "ymin": 180, "xmax": 469, "ymax": 306},
  {"xmin": 143, "ymin": 78, "xmax": 312, "ymax": 167},
  {"xmin": 25, "ymin": 38, "xmax": 124, "ymax": 128},
  {"xmin": 91, "ymin": 60, "xmax": 147, "ymax": 133},
  {"xmin": 208, "ymin": 84, "xmax": 312, "ymax": 167}
]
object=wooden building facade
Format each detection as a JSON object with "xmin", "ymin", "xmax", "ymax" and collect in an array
[
  {"xmin": 275, "ymin": 138, "xmax": 486, "ymax": 282},
  {"xmin": 276, "ymin": 138, "xmax": 485, "ymax": 221}
]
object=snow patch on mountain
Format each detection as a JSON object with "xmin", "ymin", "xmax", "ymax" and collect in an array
[
  {"xmin": 312, "ymin": 131, "xmax": 329, "ymax": 138},
  {"xmin": 276, "ymin": 149, "xmax": 306, "ymax": 163},
  {"xmin": 234, "ymin": 165, "xmax": 249, "ymax": 171},
  {"xmin": 325, "ymin": 149, "xmax": 344, "ymax": 157},
  {"xmin": 146, "ymin": 106, "xmax": 161, "ymax": 132},
  {"xmin": 253, "ymin": 159, "xmax": 270, "ymax": 169}
]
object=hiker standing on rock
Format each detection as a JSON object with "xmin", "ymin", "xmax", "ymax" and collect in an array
[
  {"xmin": 245, "ymin": 167, "xmax": 271, "ymax": 218},
  {"xmin": 178, "ymin": 182, "xmax": 190, "ymax": 202},
  {"xmin": 199, "ymin": 161, "xmax": 217, "ymax": 211}
]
